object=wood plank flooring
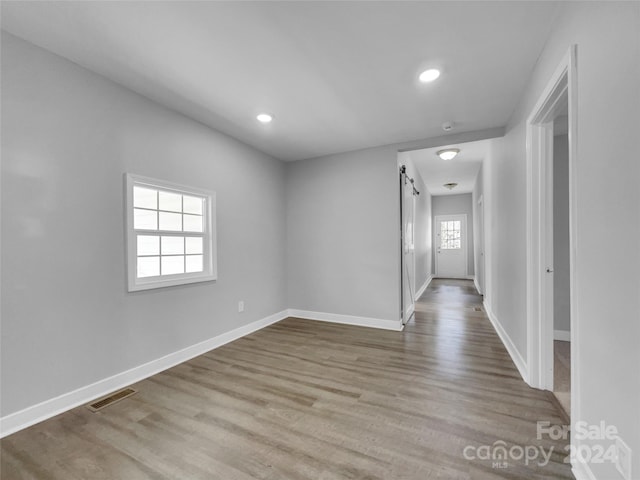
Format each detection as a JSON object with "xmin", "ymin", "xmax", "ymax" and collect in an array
[{"xmin": 1, "ymin": 279, "xmax": 573, "ymax": 479}]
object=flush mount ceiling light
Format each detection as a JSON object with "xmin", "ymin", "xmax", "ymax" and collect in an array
[
  {"xmin": 437, "ymin": 148, "xmax": 460, "ymax": 161},
  {"xmin": 256, "ymin": 113, "xmax": 273, "ymax": 123},
  {"xmin": 419, "ymin": 68, "xmax": 441, "ymax": 83},
  {"xmin": 443, "ymin": 183, "xmax": 458, "ymax": 190}
]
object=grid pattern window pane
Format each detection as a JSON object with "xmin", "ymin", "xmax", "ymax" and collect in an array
[
  {"xmin": 134, "ymin": 208, "xmax": 157, "ymax": 230},
  {"xmin": 137, "ymin": 235, "xmax": 159, "ymax": 256},
  {"xmin": 137, "ymin": 256, "xmax": 160, "ymax": 278},
  {"xmin": 159, "ymin": 191, "xmax": 182, "ymax": 212},
  {"xmin": 161, "ymin": 255, "xmax": 185, "ymax": 275},
  {"xmin": 186, "ymin": 255, "xmax": 203, "ymax": 273},
  {"xmin": 132, "ymin": 185, "xmax": 206, "ymax": 279},
  {"xmin": 440, "ymin": 220, "xmax": 461, "ymax": 249},
  {"xmin": 186, "ymin": 237, "xmax": 203, "ymax": 254},
  {"xmin": 134, "ymin": 186, "xmax": 157, "ymax": 210},
  {"xmin": 183, "ymin": 195, "xmax": 203, "ymax": 215}
]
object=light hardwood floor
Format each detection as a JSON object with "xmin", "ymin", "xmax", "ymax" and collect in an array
[{"xmin": 1, "ymin": 279, "xmax": 573, "ymax": 479}]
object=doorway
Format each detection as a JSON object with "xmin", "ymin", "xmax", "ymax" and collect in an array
[
  {"xmin": 435, "ymin": 214, "xmax": 468, "ymax": 278},
  {"xmin": 526, "ymin": 46, "xmax": 577, "ymax": 423},
  {"xmin": 552, "ymin": 119, "xmax": 571, "ymax": 416}
]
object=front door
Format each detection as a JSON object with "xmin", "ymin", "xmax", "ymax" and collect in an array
[{"xmin": 435, "ymin": 214, "xmax": 467, "ymax": 278}]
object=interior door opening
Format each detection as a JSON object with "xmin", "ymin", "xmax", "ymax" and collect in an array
[
  {"xmin": 552, "ymin": 108, "xmax": 571, "ymax": 417},
  {"xmin": 526, "ymin": 46, "xmax": 577, "ymax": 427}
]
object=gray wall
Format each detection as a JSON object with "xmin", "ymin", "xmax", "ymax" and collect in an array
[
  {"xmin": 286, "ymin": 146, "xmax": 400, "ymax": 320},
  {"xmin": 1, "ymin": 33, "xmax": 287, "ymax": 416},
  {"xmin": 483, "ymin": 3, "xmax": 640, "ymax": 477},
  {"xmin": 415, "ymin": 179, "xmax": 432, "ymax": 294},
  {"xmin": 431, "ymin": 194, "xmax": 475, "ymax": 276},
  {"xmin": 285, "ymin": 151, "xmax": 432, "ymax": 322},
  {"xmin": 553, "ymin": 134, "xmax": 570, "ymax": 333}
]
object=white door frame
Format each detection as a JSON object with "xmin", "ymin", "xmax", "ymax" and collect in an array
[
  {"xmin": 475, "ymin": 195, "xmax": 485, "ymax": 295},
  {"xmin": 434, "ymin": 214, "xmax": 468, "ymax": 278},
  {"xmin": 525, "ymin": 45, "xmax": 578, "ymax": 412}
]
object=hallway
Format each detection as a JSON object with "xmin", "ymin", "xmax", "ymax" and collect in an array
[
  {"xmin": 405, "ymin": 278, "xmax": 573, "ymax": 478},
  {"xmin": 1, "ymin": 279, "xmax": 573, "ymax": 479}
]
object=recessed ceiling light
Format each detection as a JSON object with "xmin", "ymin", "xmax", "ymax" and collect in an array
[
  {"xmin": 419, "ymin": 69, "xmax": 441, "ymax": 83},
  {"xmin": 256, "ymin": 113, "xmax": 273, "ymax": 123},
  {"xmin": 437, "ymin": 148, "xmax": 460, "ymax": 161}
]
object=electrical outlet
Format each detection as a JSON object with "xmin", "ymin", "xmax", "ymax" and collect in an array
[
  {"xmin": 238, "ymin": 301, "xmax": 244, "ymax": 313},
  {"xmin": 616, "ymin": 436, "xmax": 632, "ymax": 480}
]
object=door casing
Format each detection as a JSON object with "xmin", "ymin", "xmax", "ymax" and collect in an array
[{"xmin": 525, "ymin": 46, "xmax": 578, "ymax": 430}]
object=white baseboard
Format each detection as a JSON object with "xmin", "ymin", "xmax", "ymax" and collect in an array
[
  {"xmin": 571, "ymin": 458, "xmax": 597, "ymax": 480},
  {"xmin": 554, "ymin": 329, "xmax": 571, "ymax": 342},
  {"xmin": 288, "ymin": 309, "xmax": 403, "ymax": 331},
  {"xmin": 433, "ymin": 275, "xmax": 475, "ymax": 280},
  {"xmin": 415, "ymin": 275, "xmax": 433, "ymax": 300},
  {"xmin": 473, "ymin": 276, "xmax": 482, "ymax": 295},
  {"xmin": 0, "ymin": 310, "xmax": 288, "ymax": 439},
  {"xmin": 483, "ymin": 300, "xmax": 529, "ymax": 384},
  {"xmin": 406, "ymin": 303, "xmax": 415, "ymax": 319}
]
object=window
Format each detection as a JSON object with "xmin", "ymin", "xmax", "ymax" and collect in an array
[
  {"xmin": 125, "ymin": 174, "xmax": 216, "ymax": 291},
  {"xmin": 440, "ymin": 220, "xmax": 461, "ymax": 249}
]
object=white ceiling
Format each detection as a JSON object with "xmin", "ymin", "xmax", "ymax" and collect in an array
[
  {"xmin": 1, "ymin": 1, "xmax": 559, "ymax": 161},
  {"xmin": 399, "ymin": 139, "xmax": 489, "ymax": 196}
]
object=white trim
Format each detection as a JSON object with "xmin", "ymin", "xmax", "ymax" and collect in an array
[
  {"xmin": 571, "ymin": 459, "xmax": 597, "ymax": 480},
  {"xmin": 474, "ymin": 276, "xmax": 482, "ymax": 295},
  {"xmin": 0, "ymin": 310, "xmax": 288, "ymax": 438},
  {"xmin": 416, "ymin": 275, "xmax": 433, "ymax": 300},
  {"xmin": 288, "ymin": 309, "xmax": 404, "ymax": 331},
  {"xmin": 474, "ymin": 194, "xmax": 485, "ymax": 295},
  {"xmin": 406, "ymin": 303, "xmax": 415, "ymax": 319},
  {"xmin": 433, "ymin": 275, "xmax": 474, "ymax": 280},
  {"xmin": 554, "ymin": 329, "xmax": 571, "ymax": 342},
  {"xmin": 415, "ymin": 275, "xmax": 433, "ymax": 300},
  {"xmin": 525, "ymin": 46, "xmax": 578, "ymax": 400},
  {"xmin": 484, "ymin": 300, "xmax": 529, "ymax": 384}
]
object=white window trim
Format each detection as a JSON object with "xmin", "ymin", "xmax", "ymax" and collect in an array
[{"xmin": 125, "ymin": 173, "xmax": 217, "ymax": 292}]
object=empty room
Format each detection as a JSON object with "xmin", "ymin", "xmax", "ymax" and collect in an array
[{"xmin": 1, "ymin": 2, "xmax": 639, "ymax": 479}]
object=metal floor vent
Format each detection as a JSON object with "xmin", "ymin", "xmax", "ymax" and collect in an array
[
  {"xmin": 474, "ymin": 307, "xmax": 483, "ymax": 312},
  {"xmin": 87, "ymin": 388, "xmax": 137, "ymax": 412}
]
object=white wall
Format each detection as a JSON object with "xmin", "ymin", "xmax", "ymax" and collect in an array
[
  {"xmin": 431, "ymin": 193, "xmax": 475, "ymax": 276},
  {"xmin": 286, "ymin": 146, "xmax": 401, "ymax": 321},
  {"xmin": 553, "ymin": 134, "xmax": 570, "ymax": 334},
  {"xmin": 483, "ymin": 3, "xmax": 640, "ymax": 478},
  {"xmin": 0, "ymin": 33, "xmax": 287, "ymax": 417}
]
